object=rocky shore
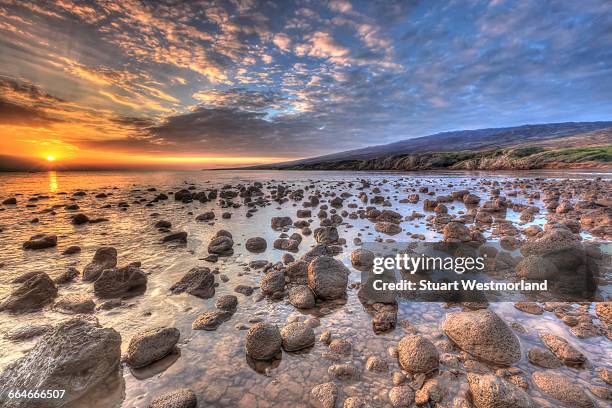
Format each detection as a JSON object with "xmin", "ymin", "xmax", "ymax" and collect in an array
[{"xmin": 0, "ymin": 171, "xmax": 610, "ymax": 408}]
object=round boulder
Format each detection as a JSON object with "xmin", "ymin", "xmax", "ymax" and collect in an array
[
  {"xmin": 307, "ymin": 256, "xmax": 349, "ymax": 300},
  {"xmin": 126, "ymin": 327, "xmax": 180, "ymax": 368},
  {"xmin": 397, "ymin": 335, "xmax": 439, "ymax": 373},
  {"xmin": 281, "ymin": 322, "xmax": 315, "ymax": 351},
  {"xmin": 245, "ymin": 323, "xmax": 282, "ymax": 360}
]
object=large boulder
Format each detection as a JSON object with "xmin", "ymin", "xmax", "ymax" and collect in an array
[
  {"xmin": 532, "ymin": 371, "xmax": 594, "ymax": 408},
  {"xmin": 170, "ymin": 267, "xmax": 215, "ymax": 299},
  {"xmin": 0, "ymin": 318, "xmax": 121, "ymax": 408},
  {"xmin": 307, "ymin": 256, "xmax": 349, "ymax": 300},
  {"xmin": 83, "ymin": 247, "xmax": 118, "ymax": 281},
  {"xmin": 0, "ymin": 272, "xmax": 57, "ymax": 313},
  {"xmin": 467, "ymin": 373, "xmax": 535, "ymax": 408},
  {"xmin": 126, "ymin": 327, "xmax": 180, "ymax": 368},
  {"xmin": 397, "ymin": 335, "xmax": 439, "ymax": 373},
  {"xmin": 280, "ymin": 322, "xmax": 315, "ymax": 351},
  {"xmin": 442, "ymin": 309, "xmax": 520, "ymax": 366},
  {"xmin": 22, "ymin": 234, "xmax": 57, "ymax": 250},
  {"xmin": 245, "ymin": 323, "xmax": 281, "ymax": 360},
  {"xmin": 93, "ymin": 265, "xmax": 147, "ymax": 298}
]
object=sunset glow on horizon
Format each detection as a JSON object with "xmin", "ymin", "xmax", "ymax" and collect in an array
[{"xmin": 0, "ymin": 0, "xmax": 611, "ymax": 171}]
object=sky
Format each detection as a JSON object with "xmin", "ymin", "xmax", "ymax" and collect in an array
[{"xmin": 0, "ymin": 0, "xmax": 611, "ymax": 170}]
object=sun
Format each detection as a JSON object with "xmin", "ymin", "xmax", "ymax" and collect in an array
[{"xmin": 46, "ymin": 155, "xmax": 56, "ymax": 162}]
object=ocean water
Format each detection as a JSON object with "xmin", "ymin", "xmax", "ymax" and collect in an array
[{"xmin": 0, "ymin": 169, "xmax": 610, "ymax": 408}]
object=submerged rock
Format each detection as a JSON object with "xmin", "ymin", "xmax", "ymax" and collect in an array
[
  {"xmin": 0, "ymin": 318, "xmax": 121, "ymax": 408},
  {"xmin": 192, "ymin": 311, "xmax": 232, "ymax": 330},
  {"xmin": 126, "ymin": 327, "xmax": 180, "ymax": 368},
  {"xmin": 442, "ymin": 309, "xmax": 520, "ymax": 366}
]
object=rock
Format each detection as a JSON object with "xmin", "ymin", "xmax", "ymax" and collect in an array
[
  {"xmin": 389, "ymin": 385, "xmax": 415, "ymax": 407},
  {"xmin": 307, "ymin": 255, "xmax": 349, "ymax": 300},
  {"xmin": 83, "ymin": 246, "xmax": 118, "ymax": 281},
  {"xmin": 54, "ymin": 267, "xmax": 79, "ymax": 284},
  {"xmin": 597, "ymin": 367, "xmax": 612, "ymax": 385},
  {"xmin": 540, "ymin": 333, "xmax": 586, "ymax": 366},
  {"xmin": 148, "ymin": 388, "xmax": 197, "ymax": 408},
  {"xmin": 71, "ymin": 213, "xmax": 90, "ymax": 225},
  {"xmin": 22, "ymin": 234, "xmax": 57, "ymax": 250},
  {"xmin": 442, "ymin": 309, "xmax": 520, "ymax": 366},
  {"xmin": 365, "ymin": 356, "xmax": 388, "ymax": 372},
  {"xmin": 467, "ymin": 373, "xmax": 535, "ymax": 408},
  {"xmin": 595, "ymin": 302, "xmax": 611, "ymax": 325},
  {"xmin": 314, "ymin": 226, "xmax": 340, "ymax": 243},
  {"xmin": 260, "ymin": 269, "xmax": 285, "ymax": 296},
  {"xmin": 464, "ymin": 194, "xmax": 481, "ymax": 204},
  {"xmin": 245, "ymin": 237, "xmax": 267, "ymax": 252},
  {"xmin": 192, "ymin": 311, "xmax": 232, "ymax": 330},
  {"xmin": 53, "ymin": 294, "xmax": 95, "ymax": 314},
  {"xmin": 443, "ymin": 222, "xmax": 471, "ymax": 242},
  {"xmin": 208, "ymin": 236, "xmax": 234, "ymax": 255},
  {"xmin": 195, "ymin": 211, "xmax": 215, "ymax": 221},
  {"xmin": 527, "ymin": 347, "xmax": 562, "ymax": 368},
  {"xmin": 234, "ymin": 284, "xmax": 254, "ymax": 296},
  {"xmin": 343, "ymin": 397, "xmax": 370, "ymax": 408},
  {"xmin": 162, "ymin": 231, "xmax": 187, "ymax": 243},
  {"xmin": 286, "ymin": 260, "xmax": 308, "ymax": 284},
  {"xmin": 288, "ymin": 285, "xmax": 315, "ymax": 309},
  {"xmin": 126, "ymin": 327, "xmax": 180, "ymax": 368},
  {"xmin": 280, "ymin": 322, "xmax": 315, "ymax": 351},
  {"xmin": 310, "ymin": 382, "xmax": 338, "ymax": 408},
  {"xmin": 0, "ymin": 272, "xmax": 57, "ymax": 313},
  {"xmin": 513, "ymin": 301, "xmax": 543, "ymax": 315},
  {"xmin": 170, "ymin": 267, "xmax": 215, "ymax": 299},
  {"xmin": 328, "ymin": 363, "xmax": 359, "ymax": 381},
  {"xmin": 375, "ymin": 222, "xmax": 401, "ymax": 235},
  {"xmin": 215, "ymin": 294, "xmax": 238, "ymax": 311},
  {"xmin": 532, "ymin": 371, "xmax": 593, "ymax": 408},
  {"xmin": 271, "ymin": 216, "xmax": 292, "ymax": 229},
  {"xmin": 245, "ymin": 323, "xmax": 282, "ymax": 360},
  {"xmin": 329, "ymin": 338, "xmax": 352, "ymax": 356},
  {"xmin": 351, "ymin": 248, "xmax": 375, "ymax": 270},
  {"xmin": 61, "ymin": 245, "xmax": 81, "ymax": 255},
  {"xmin": 397, "ymin": 335, "xmax": 439, "ymax": 373},
  {"xmin": 93, "ymin": 265, "xmax": 147, "ymax": 298},
  {"xmin": 154, "ymin": 220, "xmax": 171, "ymax": 229},
  {"xmin": 0, "ymin": 318, "xmax": 121, "ymax": 408},
  {"xmin": 2, "ymin": 197, "xmax": 17, "ymax": 205},
  {"xmin": 4, "ymin": 324, "xmax": 52, "ymax": 341}
]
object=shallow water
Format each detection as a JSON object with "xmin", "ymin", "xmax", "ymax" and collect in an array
[{"xmin": 0, "ymin": 169, "xmax": 610, "ymax": 408}]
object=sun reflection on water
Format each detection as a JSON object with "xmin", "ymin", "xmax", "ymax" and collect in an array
[{"xmin": 48, "ymin": 170, "xmax": 58, "ymax": 192}]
